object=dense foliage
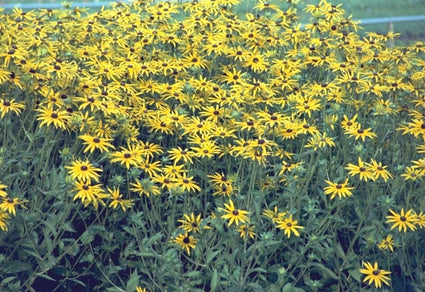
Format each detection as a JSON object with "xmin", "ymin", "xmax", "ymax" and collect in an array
[{"xmin": 1, "ymin": 0, "xmax": 425, "ymax": 291}]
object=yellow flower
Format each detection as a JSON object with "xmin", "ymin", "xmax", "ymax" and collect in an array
[
  {"xmin": 219, "ymin": 199, "xmax": 249, "ymax": 226},
  {"xmin": 386, "ymin": 209, "xmax": 417, "ymax": 233},
  {"xmin": 79, "ymin": 134, "xmax": 115, "ymax": 154},
  {"xmin": 415, "ymin": 211, "xmax": 425, "ymax": 228},
  {"xmin": 72, "ymin": 181, "xmax": 107, "ymax": 210},
  {"xmin": 0, "ymin": 183, "xmax": 8, "ymax": 198},
  {"xmin": 359, "ymin": 261, "xmax": 391, "ymax": 288},
  {"xmin": 36, "ymin": 106, "xmax": 69, "ymax": 130},
  {"xmin": 177, "ymin": 213, "xmax": 202, "ymax": 233},
  {"xmin": 401, "ymin": 166, "xmax": 423, "ymax": 181},
  {"xmin": 110, "ymin": 145, "xmax": 142, "ymax": 169},
  {"xmin": 345, "ymin": 157, "xmax": 375, "ymax": 182},
  {"xmin": 177, "ymin": 174, "xmax": 201, "ymax": 193},
  {"xmin": 368, "ymin": 159, "xmax": 393, "ymax": 182},
  {"xmin": 346, "ymin": 126, "xmax": 377, "ymax": 142},
  {"xmin": 304, "ymin": 132, "xmax": 335, "ymax": 150},
  {"xmin": 323, "ymin": 178, "xmax": 354, "ymax": 199},
  {"xmin": 0, "ymin": 198, "xmax": 26, "ymax": 215},
  {"xmin": 0, "ymin": 98, "xmax": 25, "ymax": 118},
  {"xmin": 107, "ymin": 187, "xmax": 133, "ymax": 212},
  {"xmin": 0, "ymin": 211, "xmax": 10, "ymax": 231},
  {"xmin": 262, "ymin": 206, "xmax": 286, "ymax": 223},
  {"xmin": 65, "ymin": 159, "xmax": 102, "ymax": 182},
  {"xmin": 237, "ymin": 224, "xmax": 256, "ymax": 240},
  {"xmin": 276, "ymin": 215, "xmax": 304, "ymax": 238},
  {"xmin": 173, "ymin": 232, "xmax": 197, "ymax": 255},
  {"xmin": 378, "ymin": 234, "xmax": 395, "ymax": 252},
  {"xmin": 130, "ymin": 178, "xmax": 161, "ymax": 197}
]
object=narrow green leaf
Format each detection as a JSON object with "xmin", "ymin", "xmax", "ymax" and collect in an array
[
  {"xmin": 38, "ymin": 273, "xmax": 55, "ymax": 282},
  {"xmin": 210, "ymin": 268, "xmax": 218, "ymax": 292},
  {"xmin": 206, "ymin": 249, "xmax": 222, "ymax": 265},
  {"xmin": 126, "ymin": 270, "xmax": 139, "ymax": 292},
  {"xmin": 1, "ymin": 277, "xmax": 16, "ymax": 285},
  {"xmin": 185, "ymin": 270, "xmax": 201, "ymax": 277}
]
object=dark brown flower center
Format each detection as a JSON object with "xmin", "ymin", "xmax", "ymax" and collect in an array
[
  {"xmin": 81, "ymin": 165, "xmax": 88, "ymax": 171},
  {"xmin": 400, "ymin": 216, "xmax": 406, "ymax": 221},
  {"xmin": 183, "ymin": 237, "xmax": 190, "ymax": 244},
  {"xmin": 372, "ymin": 269, "xmax": 380, "ymax": 276},
  {"xmin": 232, "ymin": 209, "xmax": 239, "ymax": 215}
]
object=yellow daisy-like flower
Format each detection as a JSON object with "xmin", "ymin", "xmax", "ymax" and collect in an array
[
  {"xmin": 177, "ymin": 212, "xmax": 202, "ymax": 233},
  {"xmin": 0, "ymin": 98, "xmax": 25, "ymax": 119},
  {"xmin": 378, "ymin": 234, "xmax": 395, "ymax": 252},
  {"xmin": 262, "ymin": 206, "xmax": 286, "ymax": 223},
  {"xmin": 0, "ymin": 198, "xmax": 26, "ymax": 215},
  {"xmin": 36, "ymin": 106, "xmax": 69, "ymax": 130},
  {"xmin": 415, "ymin": 211, "xmax": 425, "ymax": 228},
  {"xmin": 237, "ymin": 224, "xmax": 256, "ymax": 240},
  {"xmin": 323, "ymin": 178, "xmax": 354, "ymax": 199},
  {"xmin": 0, "ymin": 211, "xmax": 10, "ymax": 231},
  {"xmin": 276, "ymin": 215, "xmax": 304, "ymax": 238},
  {"xmin": 65, "ymin": 159, "xmax": 102, "ymax": 182},
  {"xmin": 79, "ymin": 134, "xmax": 115, "ymax": 154},
  {"xmin": 386, "ymin": 208, "xmax": 417, "ymax": 233},
  {"xmin": 359, "ymin": 261, "xmax": 391, "ymax": 288},
  {"xmin": 107, "ymin": 187, "xmax": 133, "ymax": 212},
  {"xmin": 219, "ymin": 199, "xmax": 249, "ymax": 226},
  {"xmin": 0, "ymin": 183, "xmax": 8, "ymax": 198},
  {"xmin": 345, "ymin": 157, "xmax": 375, "ymax": 182},
  {"xmin": 109, "ymin": 145, "xmax": 142, "ymax": 169},
  {"xmin": 173, "ymin": 232, "xmax": 197, "ymax": 255}
]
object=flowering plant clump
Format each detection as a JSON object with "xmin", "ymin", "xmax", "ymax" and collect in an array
[{"xmin": 0, "ymin": 0, "xmax": 425, "ymax": 290}]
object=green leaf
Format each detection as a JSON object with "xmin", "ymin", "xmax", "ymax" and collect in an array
[
  {"xmin": 210, "ymin": 268, "xmax": 218, "ymax": 292},
  {"xmin": 281, "ymin": 283, "xmax": 305, "ymax": 292},
  {"xmin": 0, "ymin": 277, "xmax": 16, "ymax": 285},
  {"xmin": 4, "ymin": 261, "xmax": 32, "ymax": 273},
  {"xmin": 126, "ymin": 270, "xmax": 139, "ymax": 292},
  {"xmin": 348, "ymin": 268, "xmax": 362, "ymax": 282},
  {"xmin": 315, "ymin": 264, "xmax": 339, "ymax": 280},
  {"xmin": 185, "ymin": 270, "xmax": 201, "ymax": 277},
  {"xmin": 61, "ymin": 222, "xmax": 76, "ymax": 233},
  {"xmin": 335, "ymin": 243, "xmax": 346, "ymax": 259},
  {"xmin": 250, "ymin": 267, "xmax": 267, "ymax": 274},
  {"xmin": 136, "ymin": 250, "xmax": 157, "ymax": 257},
  {"xmin": 38, "ymin": 273, "xmax": 56, "ymax": 282},
  {"xmin": 206, "ymin": 248, "xmax": 222, "ymax": 265}
]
